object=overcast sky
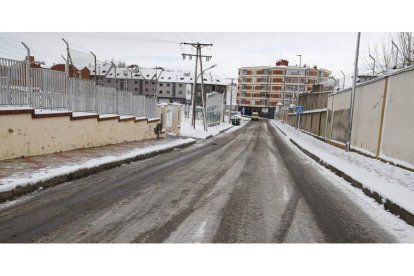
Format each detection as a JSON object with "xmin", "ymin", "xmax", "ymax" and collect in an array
[{"xmin": 0, "ymin": 32, "xmax": 391, "ymax": 80}]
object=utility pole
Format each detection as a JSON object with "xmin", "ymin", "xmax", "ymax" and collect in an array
[
  {"xmin": 21, "ymin": 42, "xmax": 32, "ymax": 106},
  {"xmin": 346, "ymin": 32, "xmax": 361, "ymax": 152},
  {"xmin": 181, "ymin": 42, "xmax": 213, "ymax": 130},
  {"xmin": 226, "ymin": 78, "xmax": 237, "ymax": 123}
]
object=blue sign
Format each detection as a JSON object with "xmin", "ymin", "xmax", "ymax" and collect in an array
[{"xmin": 296, "ymin": 106, "xmax": 304, "ymax": 114}]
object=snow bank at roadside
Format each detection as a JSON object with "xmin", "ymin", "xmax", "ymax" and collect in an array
[
  {"xmin": 270, "ymin": 120, "xmax": 414, "ymax": 215},
  {"xmin": 0, "ymin": 138, "xmax": 195, "ymax": 193}
]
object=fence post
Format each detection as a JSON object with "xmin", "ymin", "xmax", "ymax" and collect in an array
[
  {"xmin": 25, "ymin": 57, "xmax": 32, "ymax": 106},
  {"xmin": 376, "ymin": 77, "xmax": 389, "ymax": 159},
  {"xmin": 329, "ymin": 93, "xmax": 335, "ymax": 140}
]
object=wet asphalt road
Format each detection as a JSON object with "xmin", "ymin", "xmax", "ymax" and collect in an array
[{"xmin": 0, "ymin": 120, "xmax": 395, "ymax": 243}]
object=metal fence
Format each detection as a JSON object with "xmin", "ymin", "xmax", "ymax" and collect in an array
[
  {"xmin": 69, "ymin": 78, "xmax": 96, "ymax": 112},
  {"xmin": 31, "ymin": 68, "xmax": 68, "ymax": 109},
  {"xmin": 0, "ymin": 57, "xmax": 28, "ymax": 106},
  {"xmin": 0, "ymin": 56, "xmax": 156, "ymax": 117}
]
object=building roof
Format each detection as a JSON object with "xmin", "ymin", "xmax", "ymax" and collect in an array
[
  {"xmin": 89, "ymin": 65, "xmax": 227, "ymax": 85},
  {"xmin": 238, "ymin": 65, "xmax": 331, "ymax": 73}
]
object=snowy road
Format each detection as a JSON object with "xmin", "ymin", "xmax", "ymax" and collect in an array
[{"xmin": 0, "ymin": 120, "xmax": 413, "ymax": 243}]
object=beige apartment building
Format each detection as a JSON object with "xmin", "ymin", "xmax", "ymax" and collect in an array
[{"xmin": 237, "ymin": 59, "xmax": 331, "ymax": 118}]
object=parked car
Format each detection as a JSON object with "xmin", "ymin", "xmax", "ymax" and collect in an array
[
  {"xmin": 231, "ymin": 111, "xmax": 241, "ymax": 126},
  {"xmin": 251, "ymin": 112, "xmax": 259, "ymax": 121}
]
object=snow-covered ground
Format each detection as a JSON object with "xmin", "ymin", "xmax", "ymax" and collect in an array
[
  {"xmin": 0, "ymin": 138, "xmax": 195, "ymax": 194},
  {"xmin": 179, "ymin": 116, "xmax": 248, "ymax": 139},
  {"xmin": 271, "ymin": 120, "xmax": 414, "ymax": 235}
]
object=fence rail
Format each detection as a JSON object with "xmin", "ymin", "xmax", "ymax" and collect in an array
[{"xmin": 0, "ymin": 56, "xmax": 156, "ymax": 117}]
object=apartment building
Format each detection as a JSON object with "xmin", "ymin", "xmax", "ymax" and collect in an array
[
  {"xmin": 89, "ymin": 64, "xmax": 226, "ymax": 104},
  {"xmin": 237, "ymin": 59, "xmax": 331, "ymax": 118}
]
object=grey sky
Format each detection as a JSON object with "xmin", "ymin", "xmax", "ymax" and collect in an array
[{"xmin": 0, "ymin": 32, "xmax": 390, "ymax": 80}]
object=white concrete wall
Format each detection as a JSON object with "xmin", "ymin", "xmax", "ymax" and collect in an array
[
  {"xmin": 351, "ymin": 78, "xmax": 386, "ymax": 154},
  {"xmin": 381, "ymin": 70, "xmax": 414, "ymax": 164}
]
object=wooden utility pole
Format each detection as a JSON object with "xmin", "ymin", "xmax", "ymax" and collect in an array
[{"xmin": 181, "ymin": 42, "xmax": 212, "ymax": 130}]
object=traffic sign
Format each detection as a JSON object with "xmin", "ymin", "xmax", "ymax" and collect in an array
[{"xmin": 296, "ymin": 106, "xmax": 304, "ymax": 114}]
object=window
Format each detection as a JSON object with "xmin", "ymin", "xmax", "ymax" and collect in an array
[
  {"xmin": 167, "ymin": 91, "xmax": 170, "ymax": 94},
  {"xmin": 160, "ymin": 83, "xmax": 163, "ymax": 87},
  {"xmin": 134, "ymin": 88, "xmax": 138, "ymax": 91},
  {"xmin": 151, "ymin": 81, "xmax": 155, "ymax": 85},
  {"xmin": 178, "ymin": 84, "xmax": 182, "ymax": 87},
  {"xmin": 167, "ymin": 83, "xmax": 170, "ymax": 87},
  {"xmin": 135, "ymin": 80, "xmax": 138, "ymax": 84},
  {"xmin": 109, "ymin": 73, "xmax": 113, "ymax": 75},
  {"xmin": 159, "ymin": 90, "xmax": 163, "ymax": 94},
  {"xmin": 145, "ymin": 88, "xmax": 148, "ymax": 92},
  {"xmin": 145, "ymin": 81, "xmax": 148, "ymax": 84},
  {"xmin": 107, "ymin": 79, "xmax": 111, "ymax": 83},
  {"xmin": 179, "ymin": 91, "xmax": 182, "ymax": 94},
  {"xmin": 102, "ymin": 70, "xmax": 107, "ymax": 73},
  {"xmin": 180, "ymin": 77, "xmax": 184, "ymax": 80}
]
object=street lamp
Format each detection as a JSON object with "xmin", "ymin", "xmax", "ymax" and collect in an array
[{"xmin": 196, "ymin": 64, "xmax": 217, "ymax": 81}]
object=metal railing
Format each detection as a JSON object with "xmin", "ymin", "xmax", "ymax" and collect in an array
[
  {"xmin": 0, "ymin": 56, "xmax": 157, "ymax": 117},
  {"xmin": 31, "ymin": 68, "xmax": 68, "ymax": 109},
  {"xmin": 0, "ymin": 57, "xmax": 28, "ymax": 106}
]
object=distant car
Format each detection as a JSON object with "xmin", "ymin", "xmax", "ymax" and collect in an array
[
  {"xmin": 231, "ymin": 112, "xmax": 241, "ymax": 126},
  {"xmin": 251, "ymin": 112, "xmax": 259, "ymax": 121}
]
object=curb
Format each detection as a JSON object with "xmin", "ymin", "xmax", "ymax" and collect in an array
[
  {"xmin": 270, "ymin": 121, "xmax": 286, "ymax": 136},
  {"xmin": 0, "ymin": 140, "xmax": 197, "ymax": 203},
  {"xmin": 288, "ymin": 138, "xmax": 414, "ymax": 227},
  {"xmin": 218, "ymin": 125, "xmax": 234, "ymax": 134}
]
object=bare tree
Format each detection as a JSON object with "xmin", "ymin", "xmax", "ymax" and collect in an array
[
  {"xmin": 117, "ymin": 61, "xmax": 126, "ymax": 68},
  {"xmin": 398, "ymin": 32, "xmax": 413, "ymax": 66},
  {"xmin": 364, "ymin": 32, "xmax": 414, "ymax": 75}
]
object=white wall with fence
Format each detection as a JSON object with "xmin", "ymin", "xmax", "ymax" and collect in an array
[{"xmin": 0, "ymin": 56, "xmax": 156, "ymax": 118}]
